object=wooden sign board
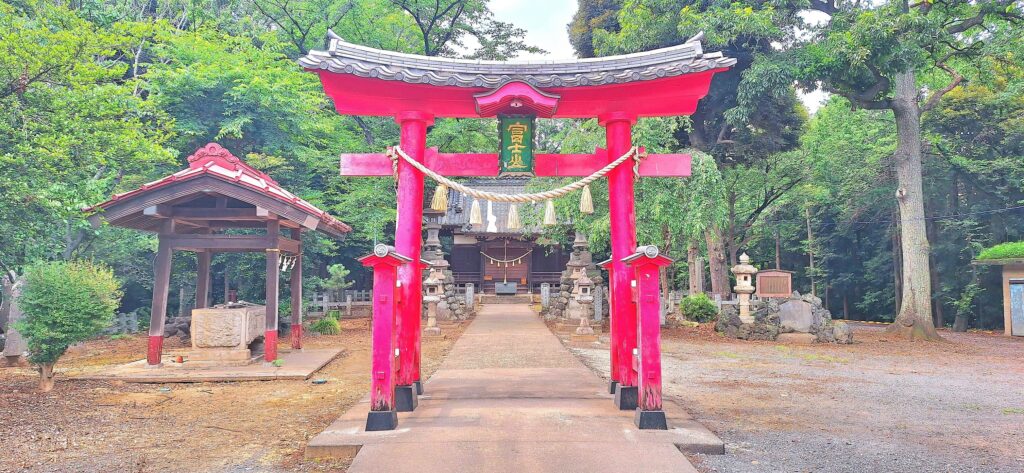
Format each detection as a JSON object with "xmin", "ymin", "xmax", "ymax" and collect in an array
[
  {"xmin": 498, "ymin": 115, "xmax": 535, "ymax": 177},
  {"xmin": 756, "ymin": 270, "xmax": 793, "ymax": 299}
]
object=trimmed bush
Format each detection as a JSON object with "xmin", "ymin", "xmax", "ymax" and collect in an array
[
  {"xmin": 310, "ymin": 317, "xmax": 340, "ymax": 335},
  {"xmin": 16, "ymin": 260, "xmax": 122, "ymax": 391},
  {"xmin": 977, "ymin": 241, "xmax": 1024, "ymax": 260},
  {"xmin": 680, "ymin": 293, "xmax": 718, "ymax": 323}
]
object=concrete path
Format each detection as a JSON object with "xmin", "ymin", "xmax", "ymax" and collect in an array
[{"xmin": 307, "ymin": 304, "xmax": 722, "ymax": 473}]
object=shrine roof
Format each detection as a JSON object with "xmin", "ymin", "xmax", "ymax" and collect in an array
[
  {"xmin": 441, "ymin": 178, "xmax": 546, "ymax": 234},
  {"xmin": 299, "ymin": 31, "xmax": 734, "ymax": 89},
  {"xmin": 86, "ymin": 143, "xmax": 351, "ymax": 238}
]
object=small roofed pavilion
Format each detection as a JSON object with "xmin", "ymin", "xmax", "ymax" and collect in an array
[{"xmin": 87, "ymin": 143, "xmax": 351, "ymax": 366}]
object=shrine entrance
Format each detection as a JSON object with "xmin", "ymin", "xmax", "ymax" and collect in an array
[{"xmin": 300, "ymin": 32, "xmax": 734, "ymax": 432}]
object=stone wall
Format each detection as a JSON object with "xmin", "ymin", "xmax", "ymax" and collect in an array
[
  {"xmin": 715, "ymin": 292, "xmax": 853, "ymax": 344},
  {"xmin": 434, "ymin": 268, "xmax": 474, "ymax": 321}
]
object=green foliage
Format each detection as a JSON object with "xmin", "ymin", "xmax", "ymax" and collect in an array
[
  {"xmin": 324, "ymin": 264, "xmax": 354, "ymax": 291},
  {"xmin": 15, "ymin": 260, "xmax": 122, "ymax": 365},
  {"xmin": 978, "ymin": 242, "xmax": 1024, "ymax": 261},
  {"xmin": 310, "ymin": 317, "xmax": 341, "ymax": 335},
  {"xmin": 679, "ymin": 293, "xmax": 717, "ymax": 323},
  {"xmin": 326, "ymin": 309, "xmax": 341, "ymax": 320},
  {"xmin": 271, "ymin": 358, "xmax": 284, "ymax": 367}
]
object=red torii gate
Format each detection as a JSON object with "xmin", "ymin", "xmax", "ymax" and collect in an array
[{"xmin": 300, "ymin": 32, "xmax": 734, "ymax": 430}]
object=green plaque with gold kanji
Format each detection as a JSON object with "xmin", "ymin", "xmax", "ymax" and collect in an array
[{"xmin": 498, "ymin": 116, "xmax": 535, "ymax": 177}]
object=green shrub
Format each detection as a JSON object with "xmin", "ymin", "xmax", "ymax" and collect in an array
[
  {"xmin": 326, "ymin": 309, "xmax": 341, "ymax": 321},
  {"xmin": 679, "ymin": 293, "xmax": 718, "ymax": 323},
  {"xmin": 310, "ymin": 317, "xmax": 340, "ymax": 335},
  {"xmin": 977, "ymin": 241, "xmax": 1024, "ymax": 260},
  {"xmin": 16, "ymin": 260, "xmax": 122, "ymax": 391}
]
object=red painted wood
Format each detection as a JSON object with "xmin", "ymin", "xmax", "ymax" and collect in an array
[
  {"xmin": 316, "ymin": 70, "xmax": 725, "ymax": 118},
  {"xmin": 602, "ymin": 113, "xmax": 638, "ymax": 388},
  {"xmin": 291, "ymin": 325, "xmax": 303, "ymax": 349},
  {"xmin": 625, "ymin": 254, "xmax": 673, "ymax": 412},
  {"xmin": 473, "ymin": 81, "xmax": 560, "ymax": 117},
  {"xmin": 361, "ymin": 252, "xmax": 405, "ymax": 412},
  {"xmin": 395, "ymin": 112, "xmax": 432, "ymax": 388},
  {"xmin": 264, "ymin": 329, "xmax": 278, "ymax": 362},
  {"xmin": 146, "ymin": 335, "xmax": 163, "ymax": 366},
  {"xmin": 341, "ymin": 149, "xmax": 498, "ymax": 177},
  {"xmin": 340, "ymin": 150, "xmax": 691, "ymax": 178}
]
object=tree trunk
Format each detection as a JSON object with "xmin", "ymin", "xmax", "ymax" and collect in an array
[
  {"xmin": 39, "ymin": 363, "xmax": 55, "ymax": 392},
  {"xmin": 885, "ymin": 70, "xmax": 940, "ymax": 341},
  {"xmin": 687, "ymin": 240, "xmax": 704, "ymax": 295},
  {"xmin": 705, "ymin": 227, "xmax": 730, "ymax": 299},
  {"xmin": 805, "ymin": 206, "xmax": 816, "ymax": 297},
  {"xmin": 0, "ymin": 278, "xmax": 11, "ymax": 332},
  {"xmin": 775, "ymin": 227, "xmax": 782, "ymax": 269}
]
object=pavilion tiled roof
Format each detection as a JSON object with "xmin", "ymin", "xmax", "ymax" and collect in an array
[
  {"xmin": 88, "ymin": 143, "xmax": 351, "ymax": 235},
  {"xmin": 299, "ymin": 31, "xmax": 736, "ymax": 89}
]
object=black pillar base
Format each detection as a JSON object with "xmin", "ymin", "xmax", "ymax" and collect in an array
[
  {"xmin": 395, "ymin": 385, "xmax": 418, "ymax": 412},
  {"xmin": 634, "ymin": 409, "xmax": 668, "ymax": 430},
  {"xmin": 609, "ymin": 380, "xmax": 619, "ymax": 395},
  {"xmin": 414, "ymin": 380, "xmax": 423, "ymax": 395},
  {"xmin": 365, "ymin": 410, "xmax": 398, "ymax": 431},
  {"xmin": 614, "ymin": 385, "xmax": 638, "ymax": 410}
]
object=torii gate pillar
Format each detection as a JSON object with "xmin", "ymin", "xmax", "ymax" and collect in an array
[
  {"xmin": 600, "ymin": 112, "xmax": 640, "ymax": 410},
  {"xmin": 394, "ymin": 111, "xmax": 434, "ymax": 407}
]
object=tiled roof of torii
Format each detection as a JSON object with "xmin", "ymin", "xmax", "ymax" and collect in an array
[{"xmin": 299, "ymin": 31, "xmax": 736, "ymax": 89}]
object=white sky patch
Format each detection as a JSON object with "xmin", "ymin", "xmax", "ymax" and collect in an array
[{"xmin": 490, "ymin": 0, "xmax": 577, "ymax": 59}]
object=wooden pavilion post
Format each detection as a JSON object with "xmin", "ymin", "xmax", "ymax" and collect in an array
[
  {"xmin": 290, "ymin": 228, "xmax": 303, "ymax": 349},
  {"xmin": 195, "ymin": 251, "xmax": 211, "ymax": 309},
  {"xmin": 147, "ymin": 220, "xmax": 175, "ymax": 367},
  {"xmin": 264, "ymin": 219, "xmax": 281, "ymax": 363},
  {"xmin": 360, "ymin": 244, "xmax": 410, "ymax": 431},
  {"xmin": 394, "ymin": 110, "xmax": 433, "ymax": 406},
  {"xmin": 623, "ymin": 246, "xmax": 673, "ymax": 429},
  {"xmin": 600, "ymin": 112, "xmax": 640, "ymax": 410}
]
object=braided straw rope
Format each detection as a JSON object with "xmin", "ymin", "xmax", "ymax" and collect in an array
[{"xmin": 386, "ymin": 146, "xmax": 644, "ymax": 203}]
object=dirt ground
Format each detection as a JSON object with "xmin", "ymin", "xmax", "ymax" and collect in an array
[
  {"xmin": 0, "ymin": 318, "xmax": 467, "ymax": 473},
  {"xmin": 570, "ymin": 323, "xmax": 1024, "ymax": 473}
]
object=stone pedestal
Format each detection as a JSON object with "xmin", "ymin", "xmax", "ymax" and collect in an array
[
  {"xmin": 189, "ymin": 303, "xmax": 265, "ymax": 363},
  {"xmin": 424, "ymin": 295, "xmax": 441, "ymax": 336}
]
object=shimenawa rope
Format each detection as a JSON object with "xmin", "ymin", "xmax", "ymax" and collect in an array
[{"xmin": 385, "ymin": 145, "xmax": 645, "ymax": 204}]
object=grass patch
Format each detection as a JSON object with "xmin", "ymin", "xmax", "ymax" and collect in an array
[
  {"xmin": 714, "ymin": 351, "xmax": 744, "ymax": 359},
  {"xmin": 109, "ymin": 333, "xmax": 130, "ymax": 340},
  {"xmin": 977, "ymin": 241, "xmax": 1024, "ymax": 260},
  {"xmin": 774, "ymin": 345, "xmax": 848, "ymax": 363},
  {"xmin": 1002, "ymin": 407, "xmax": 1024, "ymax": 415}
]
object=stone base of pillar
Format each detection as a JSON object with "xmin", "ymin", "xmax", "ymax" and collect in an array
[
  {"xmin": 365, "ymin": 410, "xmax": 398, "ymax": 431},
  {"xmin": 413, "ymin": 380, "xmax": 423, "ymax": 395},
  {"xmin": 424, "ymin": 326, "xmax": 442, "ymax": 336},
  {"xmin": 609, "ymin": 380, "xmax": 619, "ymax": 395},
  {"xmin": 614, "ymin": 385, "xmax": 638, "ymax": 410},
  {"xmin": 634, "ymin": 409, "xmax": 668, "ymax": 430},
  {"xmin": 395, "ymin": 385, "xmax": 418, "ymax": 412}
]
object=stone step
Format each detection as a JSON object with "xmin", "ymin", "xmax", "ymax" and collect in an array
[{"xmin": 479, "ymin": 294, "xmax": 534, "ymax": 304}]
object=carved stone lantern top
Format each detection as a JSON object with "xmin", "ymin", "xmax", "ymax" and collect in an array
[{"xmin": 731, "ymin": 252, "xmax": 757, "ymax": 294}]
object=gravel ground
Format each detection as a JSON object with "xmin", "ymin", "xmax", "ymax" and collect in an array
[
  {"xmin": 0, "ymin": 318, "xmax": 468, "ymax": 473},
  {"xmin": 568, "ymin": 323, "xmax": 1024, "ymax": 473}
]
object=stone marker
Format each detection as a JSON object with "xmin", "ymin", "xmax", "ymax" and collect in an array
[
  {"xmin": 778, "ymin": 300, "xmax": 815, "ymax": 333},
  {"xmin": 2, "ymin": 279, "xmax": 28, "ymax": 361},
  {"xmin": 540, "ymin": 283, "xmax": 551, "ymax": 308}
]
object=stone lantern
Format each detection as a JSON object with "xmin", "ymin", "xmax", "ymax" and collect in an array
[
  {"xmin": 730, "ymin": 252, "xmax": 758, "ymax": 323},
  {"xmin": 571, "ymin": 272, "xmax": 597, "ymax": 341},
  {"xmin": 423, "ymin": 270, "xmax": 443, "ymax": 336}
]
